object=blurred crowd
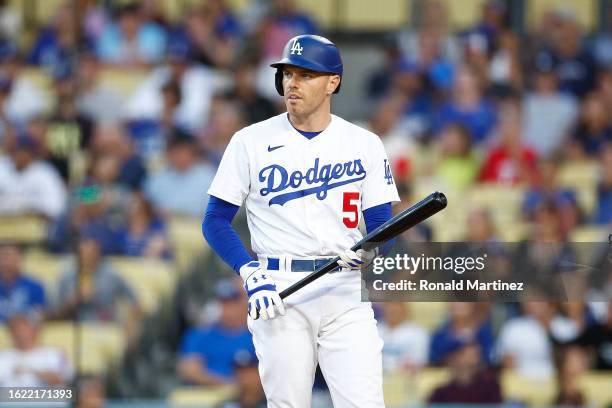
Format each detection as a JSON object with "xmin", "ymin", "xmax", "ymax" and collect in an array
[{"xmin": 0, "ymin": 0, "xmax": 611, "ymax": 406}]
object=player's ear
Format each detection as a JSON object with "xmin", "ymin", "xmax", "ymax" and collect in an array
[{"xmin": 327, "ymin": 75, "xmax": 340, "ymax": 95}]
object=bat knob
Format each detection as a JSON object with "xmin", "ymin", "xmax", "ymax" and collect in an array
[{"xmin": 432, "ymin": 191, "xmax": 448, "ymax": 208}]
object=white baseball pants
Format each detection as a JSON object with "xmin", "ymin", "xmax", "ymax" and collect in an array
[{"xmin": 247, "ymin": 266, "xmax": 385, "ymax": 408}]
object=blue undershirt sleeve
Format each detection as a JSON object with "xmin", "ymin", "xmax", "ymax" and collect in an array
[
  {"xmin": 202, "ymin": 195, "xmax": 254, "ymax": 274},
  {"xmin": 363, "ymin": 202, "xmax": 395, "ymax": 255}
]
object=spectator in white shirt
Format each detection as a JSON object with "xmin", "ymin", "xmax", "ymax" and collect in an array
[
  {"xmin": 496, "ymin": 301, "xmax": 579, "ymax": 380},
  {"xmin": 0, "ymin": 314, "xmax": 73, "ymax": 387},
  {"xmin": 0, "ymin": 42, "xmax": 49, "ymax": 125},
  {"xmin": 522, "ymin": 59, "xmax": 578, "ymax": 157},
  {"xmin": 123, "ymin": 42, "xmax": 222, "ymax": 133},
  {"xmin": 0, "ymin": 134, "xmax": 67, "ymax": 219},
  {"xmin": 377, "ymin": 302, "xmax": 430, "ymax": 371}
]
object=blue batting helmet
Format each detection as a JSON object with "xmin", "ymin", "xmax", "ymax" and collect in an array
[{"xmin": 270, "ymin": 35, "xmax": 343, "ymax": 96}]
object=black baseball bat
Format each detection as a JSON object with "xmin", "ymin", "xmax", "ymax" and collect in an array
[{"xmin": 279, "ymin": 191, "xmax": 447, "ymax": 299}]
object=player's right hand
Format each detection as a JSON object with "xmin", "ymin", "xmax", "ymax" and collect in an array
[{"xmin": 240, "ymin": 261, "xmax": 286, "ymax": 321}]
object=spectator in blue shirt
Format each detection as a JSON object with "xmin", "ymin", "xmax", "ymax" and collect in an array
[
  {"xmin": 0, "ymin": 243, "xmax": 46, "ymax": 321},
  {"xmin": 145, "ymin": 131, "xmax": 216, "ymax": 217},
  {"xmin": 522, "ymin": 158, "xmax": 580, "ymax": 233},
  {"xmin": 429, "ymin": 302, "xmax": 495, "ymax": 366},
  {"xmin": 535, "ymin": 10, "xmax": 596, "ymax": 98},
  {"xmin": 462, "ymin": 0, "xmax": 508, "ymax": 58},
  {"xmin": 216, "ymin": 350, "xmax": 267, "ymax": 408},
  {"xmin": 169, "ymin": 0, "xmax": 242, "ymax": 67},
  {"xmin": 178, "ymin": 279, "xmax": 255, "ymax": 385},
  {"xmin": 570, "ymin": 92, "xmax": 612, "ymax": 158},
  {"xmin": 595, "ymin": 144, "xmax": 612, "ymax": 224},
  {"xmin": 117, "ymin": 192, "xmax": 172, "ymax": 260},
  {"xmin": 270, "ymin": 0, "xmax": 319, "ymax": 37},
  {"xmin": 169, "ymin": 4, "xmax": 236, "ymax": 69},
  {"xmin": 96, "ymin": 2, "xmax": 167, "ymax": 67},
  {"xmin": 431, "ymin": 67, "xmax": 497, "ymax": 144},
  {"xmin": 27, "ymin": 4, "xmax": 75, "ymax": 71}
]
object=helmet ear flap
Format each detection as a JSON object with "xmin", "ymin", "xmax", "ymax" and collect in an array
[{"xmin": 275, "ymin": 69, "xmax": 284, "ymax": 96}]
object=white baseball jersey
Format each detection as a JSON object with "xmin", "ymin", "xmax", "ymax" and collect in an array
[{"xmin": 207, "ymin": 113, "xmax": 400, "ymax": 258}]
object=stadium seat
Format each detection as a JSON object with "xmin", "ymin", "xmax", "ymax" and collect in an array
[
  {"xmin": 168, "ymin": 216, "xmax": 210, "ymax": 272},
  {"xmin": 296, "ymin": 0, "xmax": 336, "ymax": 28},
  {"xmin": 108, "ymin": 257, "xmax": 176, "ymax": 299},
  {"xmin": 82, "ymin": 323, "xmax": 126, "ymax": 364},
  {"xmin": 30, "ymin": 0, "xmax": 67, "ymax": 25},
  {"xmin": 0, "ymin": 324, "xmax": 9, "ymax": 348},
  {"xmin": 558, "ymin": 160, "xmax": 599, "ymax": 214},
  {"xmin": 339, "ymin": 0, "xmax": 410, "ymax": 30},
  {"xmin": 42, "ymin": 322, "xmax": 126, "ymax": 374},
  {"xmin": 168, "ymin": 385, "xmax": 235, "ymax": 407},
  {"xmin": 501, "ymin": 372, "xmax": 557, "ymax": 406},
  {"xmin": 578, "ymin": 372, "xmax": 612, "ymax": 407},
  {"xmin": 414, "ymin": 368, "xmax": 452, "ymax": 402},
  {"xmin": 467, "ymin": 185, "xmax": 525, "ymax": 219},
  {"xmin": 22, "ymin": 250, "xmax": 69, "ymax": 301},
  {"xmin": 569, "ymin": 226, "xmax": 609, "ymax": 243},
  {"xmin": 109, "ymin": 256, "xmax": 177, "ymax": 314},
  {"xmin": 157, "ymin": 0, "xmax": 201, "ymax": 22},
  {"xmin": 21, "ymin": 68, "xmax": 53, "ymax": 108},
  {"xmin": 559, "ymin": 161, "xmax": 599, "ymax": 186},
  {"xmin": 0, "ymin": 321, "xmax": 126, "ymax": 375},
  {"xmin": 383, "ymin": 371, "xmax": 412, "ymax": 406},
  {"xmin": 568, "ymin": 226, "xmax": 609, "ymax": 264},
  {"xmin": 0, "ymin": 216, "xmax": 47, "ymax": 244},
  {"xmin": 440, "ymin": 0, "xmax": 487, "ymax": 30},
  {"xmin": 495, "ymin": 220, "xmax": 529, "ymax": 242},
  {"xmin": 526, "ymin": 0, "xmax": 598, "ymax": 31},
  {"xmin": 411, "ymin": 181, "xmax": 467, "ymax": 241},
  {"xmin": 419, "ymin": 183, "xmax": 528, "ymax": 242},
  {"xmin": 408, "ymin": 302, "xmax": 449, "ymax": 331},
  {"xmin": 98, "ymin": 68, "xmax": 149, "ymax": 99}
]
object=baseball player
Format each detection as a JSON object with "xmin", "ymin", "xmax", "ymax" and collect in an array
[{"xmin": 202, "ymin": 35, "xmax": 399, "ymax": 407}]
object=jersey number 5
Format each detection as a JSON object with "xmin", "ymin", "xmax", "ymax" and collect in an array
[{"xmin": 342, "ymin": 192, "xmax": 360, "ymax": 228}]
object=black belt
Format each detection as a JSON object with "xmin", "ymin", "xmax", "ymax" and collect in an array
[{"xmin": 266, "ymin": 257, "xmax": 341, "ymax": 272}]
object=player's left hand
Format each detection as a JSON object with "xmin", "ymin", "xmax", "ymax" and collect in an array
[{"xmin": 337, "ymin": 248, "xmax": 378, "ymax": 271}]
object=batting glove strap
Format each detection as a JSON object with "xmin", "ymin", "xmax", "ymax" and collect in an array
[
  {"xmin": 239, "ymin": 260, "xmax": 263, "ymax": 281},
  {"xmin": 245, "ymin": 283, "xmax": 277, "ymax": 297}
]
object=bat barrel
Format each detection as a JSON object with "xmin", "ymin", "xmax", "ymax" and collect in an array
[{"xmin": 359, "ymin": 191, "xmax": 447, "ymax": 250}]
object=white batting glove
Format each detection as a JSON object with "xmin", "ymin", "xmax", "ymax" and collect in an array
[
  {"xmin": 240, "ymin": 261, "xmax": 286, "ymax": 321},
  {"xmin": 337, "ymin": 248, "xmax": 378, "ymax": 271}
]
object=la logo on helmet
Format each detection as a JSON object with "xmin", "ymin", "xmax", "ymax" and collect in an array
[{"xmin": 290, "ymin": 40, "xmax": 303, "ymax": 55}]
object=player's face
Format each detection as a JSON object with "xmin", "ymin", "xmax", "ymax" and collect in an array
[{"xmin": 282, "ymin": 66, "xmax": 339, "ymax": 118}]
